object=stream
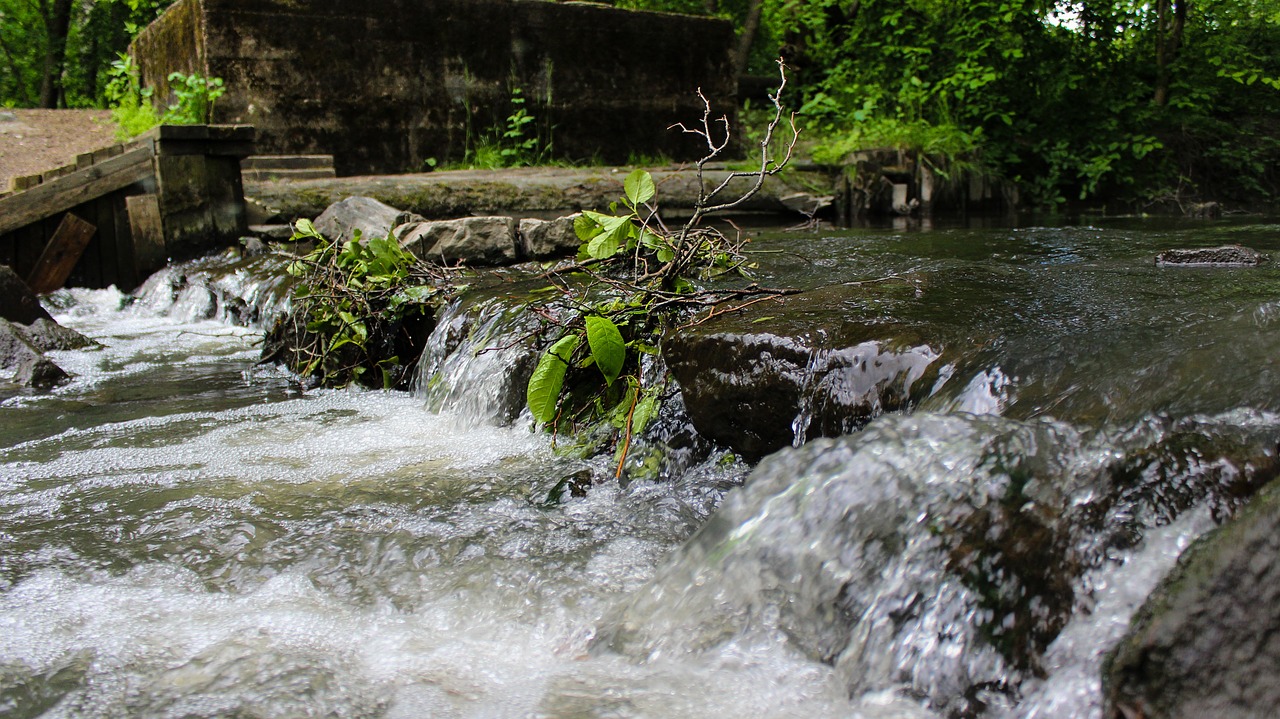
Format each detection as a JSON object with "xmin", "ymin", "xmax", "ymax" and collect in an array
[{"xmin": 2, "ymin": 218, "xmax": 1278, "ymax": 718}]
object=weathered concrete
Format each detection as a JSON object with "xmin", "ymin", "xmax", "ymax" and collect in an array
[
  {"xmin": 244, "ymin": 166, "xmax": 835, "ymax": 222},
  {"xmin": 133, "ymin": 0, "xmax": 737, "ymax": 175}
]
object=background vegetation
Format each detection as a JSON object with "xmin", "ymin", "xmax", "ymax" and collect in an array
[
  {"xmin": 3, "ymin": 0, "xmax": 1278, "ymax": 206},
  {"xmin": 624, "ymin": 0, "xmax": 1280, "ymax": 207}
]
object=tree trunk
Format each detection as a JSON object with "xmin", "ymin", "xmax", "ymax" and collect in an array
[
  {"xmin": 733, "ymin": 0, "xmax": 764, "ymax": 80},
  {"xmin": 1154, "ymin": 0, "xmax": 1189, "ymax": 106},
  {"xmin": 38, "ymin": 0, "xmax": 73, "ymax": 108}
]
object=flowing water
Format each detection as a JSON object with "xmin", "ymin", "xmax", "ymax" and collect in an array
[{"xmin": 1, "ymin": 219, "xmax": 1278, "ymax": 718}]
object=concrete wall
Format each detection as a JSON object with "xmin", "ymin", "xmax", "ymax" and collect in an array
[{"xmin": 134, "ymin": 0, "xmax": 737, "ymax": 176}]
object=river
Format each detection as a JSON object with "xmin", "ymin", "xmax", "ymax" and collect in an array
[{"xmin": 1, "ymin": 217, "xmax": 1277, "ymax": 717}]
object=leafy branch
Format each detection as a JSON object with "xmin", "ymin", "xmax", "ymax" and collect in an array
[
  {"xmin": 520, "ymin": 60, "xmax": 802, "ymax": 476},
  {"xmin": 264, "ymin": 219, "xmax": 461, "ymax": 388}
]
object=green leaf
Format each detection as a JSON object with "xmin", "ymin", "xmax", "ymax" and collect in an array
[
  {"xmin": 574, "ymin": 213, "xmax": 602, "ymax": 242},
  {"xmin": 527, "ymin": 334, "xmax": 581, "ymax": 425},
  {"xmin": 292, "ymin": 218, "xmax": 322, "ymax": 241},
  {"xmin": 583, "ymin": 212, "xmax": 633, "ymax": 259},
  {"xmin": 624, "ymin": 169, "xmax": 656, "ymax": 206},
  {"xmin": 631, "ymin": 390, "xmax": 661, "ymax": 435},
  {"xmin": 585, "ymin": 315, "xmax": 625, "ymax": 386}
]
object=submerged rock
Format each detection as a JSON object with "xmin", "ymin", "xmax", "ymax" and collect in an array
[
  {"xmin": 1104, "ymin": 480, "xmax": 1280, "ymax": 719},
  {"xmin": 313, "ymin": 196, "xmax": 424, "ymax": 244},
  {"xmin": 1155, "ymin": 245, "xmax": 1267, "ymax": 267}
]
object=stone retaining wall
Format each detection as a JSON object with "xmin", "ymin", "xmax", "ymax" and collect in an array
[{"xmin": 133, "ymin": 0, "xmax": 736, "ymax": 176}]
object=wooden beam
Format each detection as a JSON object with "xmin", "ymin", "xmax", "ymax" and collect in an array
[
  {"xmin": 26, "ymin": 213, "xmax": 97, "ymax": 294},
  {"xmin": 0, "ymin": 146, "xmax": 154, "ymax": 236},
  {"xmin": 126, "ymin": 194, "xmax": 165, "ymax": 278}
]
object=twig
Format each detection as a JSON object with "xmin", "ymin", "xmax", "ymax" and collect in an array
[{"xmin": 615, "ymin": 384, "xmax": 640, "ymax": 479}]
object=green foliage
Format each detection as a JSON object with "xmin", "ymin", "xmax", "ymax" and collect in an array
[
  {"xmin": 517, "ymin": 64, "xmax": 800, "ymax": 476},
  {"xmin": 460, "ymin": 86, "xmax": 549, "ymax": 169},
  {"xmin": 769, "ymin": 0, "xmax": 1280, "ymax": 205},
  {"xmin": 105, "ymin": 54, "xmax": 159, "ymax": 139},
  {"xmin": 0, "ymin": 0, "xmax": 175, "ymax": 107},
  {"xmin": 105, "ymin": 54, "xmax": 225, "ymax": 138},
  {"xmin": 585, "ymin": 315, "xmax": 626, "ymax": 386},
  {"xmin": 527, "ymin": 334, "xmax": 581, "ymax": 424},
  {"xmin": 281, "ymin": 219, "xmax": 448, "ymax": 388},
  {"xmin": 163, "ymin": 70, "xmax": 224, "ymax": 124}
]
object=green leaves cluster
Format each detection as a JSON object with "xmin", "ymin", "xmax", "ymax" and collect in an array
[
  {"xmin": 106, "ymin": 54, "xmax": 226, "ymax": 139},
  {"xmin": 574, "ymin": 169, "xmax": 667, "ymax": 261},
  {"xmin": 521, "ymin": 160, "xmax": 776, "ymax": 474},
  {"xmin": 781, "ymin": 0, "xmax": 1280, "ymax": 205},
  {"xmin": 281, "ymin": 219, "xmax": 446, "ymax": 388},
  {"xmin": 463, "ymin": 86, "xmax": 550, "ymax": 169}
]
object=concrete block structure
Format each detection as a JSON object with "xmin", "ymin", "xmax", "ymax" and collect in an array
[{"xmin": 132, "ymin": 0, "xmax": 737, "ymax": 176}]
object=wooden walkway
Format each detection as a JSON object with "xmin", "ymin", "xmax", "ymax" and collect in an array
[{"xmin": 0, "ymin": 125, "xmax": 254, "ymax": 292}]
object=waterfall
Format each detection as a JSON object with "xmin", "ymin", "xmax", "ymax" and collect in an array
[{"xmin": 595, "ymin": 409, "xmax": 1280, "ymax": 716}]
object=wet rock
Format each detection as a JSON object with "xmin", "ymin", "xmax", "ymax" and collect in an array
[
  {"xmin": 15, "ymin": 353, "xmax": 69, "ymax": 388},
  {"xmin": 1104, "ymin": 480, "xmax": 1280, "ymax": 719},
  {"xmin": 1155, "ymin": 245, "xmax": 1267, "ymax": 267},
  {"xmin": 0, "ymin": 264, "xmax": 53, "ymax": 325},
  {"xmin": 599, "ymin": 410, "xmax": 1280, "ymax": 717},
  {"xmin": 22, "ymin": 317, "xmax": 96, "ymax": 352},
  {"xmin": 0, "ymin": 318, "xmax": 69, "ymax": 388},
  {"xmin": 313, "ymin": 196, "xmax": 424, "ymax": 244},
  {"xmin": 399, "ymin": 217, "xmax": 519, "ymax": 265},
  {"xmin": 518, "ymin": 215, "xmax": 580, "ymax": 259},
  {"xmin": 663, "ymin": 285, "xmax": 943, "ymax": 458}
]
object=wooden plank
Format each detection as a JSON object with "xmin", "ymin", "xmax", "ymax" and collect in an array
[
  {"xmin": 11, "ymin": 175, "xmax": 41, "ymax": 191},
  {"xmin": 87, "ymin": 196, "xmax": 112, "ymax": 288},
  {"xmin": 0, "ymin": 228, "xmax": 15, "ymax": 269},
  {"xmin": 16, "ymin": 222, "xmax": 44, "ymax": 279},
  {"xmin": 92, "ymin": 145, "xmax": 124, "ymax": 163},
  {"xmin": 41, "ymin": 163, "xmax": 77, "ymax": 183},
  {"xmin": 0, "ymin": 146, "xmax": 154, "ymax": 236},
  {"xmin": 110, "ymin": 193, "xmax": 133, "ymax": 290},
  {"xmin": 75, "ymin": 152, "xmax": 96, "ymax": 170},
  {"xmin": 126, "ymin": 194, "xmax": 166, "ymax": 278},
  {"xmin": 26, "ymin": 213, "xmax": 97, "ymax": 294}
]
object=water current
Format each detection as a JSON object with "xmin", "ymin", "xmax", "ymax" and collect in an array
[{"xmin": 2, "ymin": 219, "xmax": 1278, "ymax": 717}]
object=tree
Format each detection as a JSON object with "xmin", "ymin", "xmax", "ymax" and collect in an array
[{"xmin": 38, "ymin": 0, "xmax": 73, "ymax": 106}]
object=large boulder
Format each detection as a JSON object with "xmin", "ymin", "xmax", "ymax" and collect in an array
[
  {"xmin": 0, "ymin": 264, "xmax": 52, "ymax": 325},
  {"xmin": 1104, "ymin": 480, "xmax": 1280, "ymax": 719},
  {"xmin": 662, "ymin": 285, "xmax": 944, "ymax": 458},
  {"xmin": 519, "ymin": 215, "xmax": 581, "ymax": 259},
  {"xmin": 398, "ymin": 217, "xmax": 519, "ymax": 265},
  {"xmin": 313, "ymin": 196, "xmax": 423, "ymax": 244}
]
